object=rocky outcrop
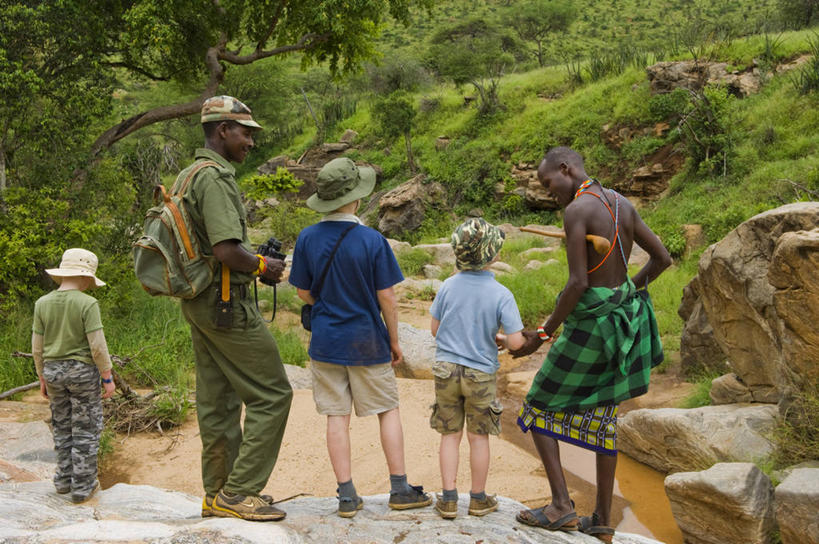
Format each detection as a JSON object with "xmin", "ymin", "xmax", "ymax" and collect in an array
[
  {"xmin": 677, "ymin": 278, "xmax": 730, "ymax": 377},
  {"xmin": 618, "ymin": 404, "xmax": 778, "ymax": 474},
  {"xmin": 413, "ymin": 242, "xmax": 456, "ymax": 268},
  {"xmin": 258, "ymin": 142, "xmax": 381, "ymax": 200},
  {"xmin": 0, "ymin": 481, "xmax": 662, "ymax": 544},
  {"xmin": 665, "ymin": 463, "xmax": 775, "ymax": 544},
  {"xmin": 775, "ymin": 467, "xmax": 819, "ymax": 544},
  {"xmin": 394, "ymin": 322, "xmax": 436, "ymax": 380},
  {"xmin": 377, "ymin": 175, "xmax": 445, "ymax": 237},
  {"xmin": 709, "ymin": 373, "xmax": 752, "ymax": 405},
  {"xmin": 646, "ymin": 61, "xmax": 762, "ymax": 97},
  {"xmin": 0, "ymin": 421, "xmax": 56, "ymax": 481},
  {"xmin": 681, "ymin": 203, "xmax": 819, "ymax": 402}
]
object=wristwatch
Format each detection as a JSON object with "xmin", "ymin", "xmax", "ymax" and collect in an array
[{"xmin": 101, "ymin": 376, "xmax": 113, "ymax": 384}]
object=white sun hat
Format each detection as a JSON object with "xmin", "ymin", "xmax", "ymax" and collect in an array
[{"xmin": 45, "ymin": 248, "xmax": 105, "ymax": 287}]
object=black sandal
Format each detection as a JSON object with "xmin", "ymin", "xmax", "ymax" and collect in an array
[
  {"xmin": 579, "ymin": 512, "xmax": 615, "ymax": 543},
  {"xmin": 516, "ymin": 505, "xmax": 578, "ymax": 531}
]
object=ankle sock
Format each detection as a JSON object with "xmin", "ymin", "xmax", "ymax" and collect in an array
[
  {"xmin": 338, "ymin": 479, "xmax": 357, "ymax": 499},
  {"xmin": 390, "ymin": 474, "xmax": 412, "ymax": 494},
  {"xmin": 442, "ymin": 488, "xmax": 458, "ymax": 502},
  {"xmin": 470, "ymin": 491, "xmax": 487, "ymax": 501}
]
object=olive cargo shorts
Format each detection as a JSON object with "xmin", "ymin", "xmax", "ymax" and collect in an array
[
  {"xmin": 181, "ymin": 284, "xmax": 293, "ymax": 497},
  {"xmin": 429, "ymin": 361, "xmax": 503, "ymax": 435}
]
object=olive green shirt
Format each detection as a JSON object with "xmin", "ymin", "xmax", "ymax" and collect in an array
[
  {"xmin": 32, "ymin": 289, "xmax": 103, "ymax": 366},
  {"xmin": 183, "ymin": 148, "xmax": 254, "ymax": 285}
]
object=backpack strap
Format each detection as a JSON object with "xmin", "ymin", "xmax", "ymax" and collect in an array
[
  {"xmin": 311, "ymin": 223, "xmax": 358, "ymax": 299},
  {"xmin": 171, "ymin": 160, "xmax": 220, "ymax": 196}
]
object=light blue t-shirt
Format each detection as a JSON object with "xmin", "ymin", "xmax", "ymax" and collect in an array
[{"xmin": 429, "ymin": 270, "xmax": 524, "ymax": 374}]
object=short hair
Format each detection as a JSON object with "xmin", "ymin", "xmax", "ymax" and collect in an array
[
  {"xmin": 541, "ymin": 146, "xmax": 584, "ymax": 172},
  {"xmin": 202, "ymin": 120, "xmax": 239, "ymax": 139}
]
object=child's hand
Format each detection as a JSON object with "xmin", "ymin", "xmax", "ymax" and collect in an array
[
  {"xmin": 39, "ymin": 376, "xmax": 48, "ymax": 399},
  {"xmin": 102, "ymin": 380, "xmax": 116, "ymax": 399},
  {"xmin": 495, "ymin": 333, "xmax": 507, "ymax": 349}
]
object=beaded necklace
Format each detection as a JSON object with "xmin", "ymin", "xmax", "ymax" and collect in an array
[{"xmin": 573, "ymin": 179, "xmax": 594, "ymax": 200}]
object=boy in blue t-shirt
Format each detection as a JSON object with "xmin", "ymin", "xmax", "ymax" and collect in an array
[
  {"xmin": 429, "ymin": 218, "xmax": 526, "ymax": 519},
  {"xmin": 289, "ymin": 157, "xmax": 431, "ymax": 518}
]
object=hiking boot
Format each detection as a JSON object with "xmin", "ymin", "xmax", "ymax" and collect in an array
[
  {"xmin": 388, "ymin": 484, "xmax": 432, "ymax": 510},
  {"xmin": 202, "ymin": 495, "xmax": 215, "ymax": 517},
  {"xmin": 71, "ymin": 480, "xmax": 99, "ymax": 504},
  {"xmin": 55, "ymin": 483, "xmax": 71, "ymax": 495},
  {"xmin": 337, "ymin": 495, "xmax": 364, "ymax": 518},
  {"xmin": 434, "ymin": 495, "xmax": 458, "ymax": 519},
  {"xmin": 468, "ymin": 494, "xmax": 498, "ymax": 516},
  {"xmin": 212, "ymin": 490, "xmax": 286, "ymax": 521}
]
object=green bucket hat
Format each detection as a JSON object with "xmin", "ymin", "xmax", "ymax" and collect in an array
[
  {"xmin": 451, "ymin": 218, "xmax": 505, "ymax": 271},
  {"xmin": 306, "ymin": 157, "xmax": 376, "ymax": 213},
  {"xmin": 200, "ymin": 95, "xmax": 262, "ymax": 130}
]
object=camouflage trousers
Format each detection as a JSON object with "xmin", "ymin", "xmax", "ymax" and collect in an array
[
  {"xmin": 43, "ymin": 359, "xmax": 102, "ymax": 499},
  {"xmin": 430, "ymin": 361, "xmax": 503, "ymax": 435}
]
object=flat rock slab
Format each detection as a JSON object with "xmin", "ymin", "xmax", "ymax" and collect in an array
[
  {"xmin": 0, "ymin": 421, "xmax": 57, "ymax": 481},
  {"xmin": 775, "ymin": 467, "xmax": 819, "ymax": 544},
  {"xmin": 0, "ymin": 482, "xmax": 662, "ymax": 544}
]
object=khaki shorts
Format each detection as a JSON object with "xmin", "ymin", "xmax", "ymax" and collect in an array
[
  {"xmin": 430, "ymin": 361, "xmax": 503, "ymax": 435},
  {"xmin": 311, "ymin": 360, "xmax": 400, "ymax": 417}
]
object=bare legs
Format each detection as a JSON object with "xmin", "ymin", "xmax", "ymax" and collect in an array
[
  {"xmin": 439, "ymin": 430, "xmax": 490, "ymax": 494},
  {"xmin": 529, "ymin": 433, "xmax": 617, "ymax": 526},
  {"xmin": 326, "ymin": 407, "xmax": 407, "ymax": 483}
]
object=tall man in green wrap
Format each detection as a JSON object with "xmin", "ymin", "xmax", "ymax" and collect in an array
[
  {"xmin": 180, "ymin": 96, "xmax": 293, "ymax": 521},
  {"xmin": 511, "ymin": 147, "xmax": 671, "ymax": 542}
]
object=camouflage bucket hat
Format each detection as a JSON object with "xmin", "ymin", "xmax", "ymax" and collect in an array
[
  {"xmin": 306, "ymin": 157, "xmax": 376, "ymax": 213},
  {"xmin": 451, "ymin": 218, "xmax": 505, "ymax": 271},
  {"xmin": 200, "ymin": 95, "xmax": 262, "ymax": 129}
]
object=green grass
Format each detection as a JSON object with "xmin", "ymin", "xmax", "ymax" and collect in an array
[
  {"xmin": 0, "ymin": 301, "xmax": 38, "ymax": 393},
  {"xmin": 271, "ymin": 326, "xmax": 309, "ymax": 367},
  {"xmin": 679, "ymin": 372, "xmax": 719, "ymax": 408},
  {"xmin": 396, "ymin": 247, "xmax": 434, "ymax": 276}
]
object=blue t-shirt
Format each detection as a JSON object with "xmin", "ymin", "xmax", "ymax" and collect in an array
[
  {"xmin": 289, "ymin": 219, "xmax": 404, "ymax": 365},
  {"xmin": 429, "ymin": 270, "xmax": 524, "ymax": 374}
]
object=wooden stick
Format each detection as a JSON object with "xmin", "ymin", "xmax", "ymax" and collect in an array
[
  {"xmin": 0, "ymin": 381, "xmax": 38, "ymax": 401},
  {"xmin": 520, "ymin": 226, "xmax": 612, "ymax": 255}
]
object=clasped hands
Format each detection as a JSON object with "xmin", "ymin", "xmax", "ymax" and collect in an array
[{"xmin": 496, "ymin": 330, "xmax": 546, "ymax": 358}]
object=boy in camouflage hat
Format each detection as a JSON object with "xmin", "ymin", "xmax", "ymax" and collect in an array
[
  {"xmin": 32, "ymin": 248, "xmax": 116, "ymax": 503},
  {"xmin": 428, "ymin": 218, "xmax": 526, "ymax": 519}
]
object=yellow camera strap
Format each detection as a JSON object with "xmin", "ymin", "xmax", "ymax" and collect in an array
[{"xmin": 221, "ymin": 264, "xmax": 230, "ymax": 302}]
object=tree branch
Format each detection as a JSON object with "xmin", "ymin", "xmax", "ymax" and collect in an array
[
  {"xmin": 220, "ymin": 32, "xmax": 329, "ymax": 65},
  {"xmin": 257, "ymin": 0, "xmax": 289, "ymax": 50},
  {"xmin": 102, "ymin": 61, "xmax": 172, "ymax": 81}
]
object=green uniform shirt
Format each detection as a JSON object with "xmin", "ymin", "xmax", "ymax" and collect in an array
[
  {"xmin": 32, "ymin": 289, "xmax": 104, "ymax": 365},
  {"xmin": 183, "ymin": 148, "xmax": 254, "ymax": 285}
]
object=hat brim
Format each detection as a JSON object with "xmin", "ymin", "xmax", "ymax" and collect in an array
[
  {"xmin": 45, "ymin": 269, "xmax": 105, "ymax": 287},
  {"xmin": 235, "ymin": 119, "xmax": 263, "ymax": 130},
  {"xmin": 306, "ymin": 166, "xmax": 376, "ymax": 213}
]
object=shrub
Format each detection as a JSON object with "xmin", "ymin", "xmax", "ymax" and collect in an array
[
  {"xmin": 791, "ymin": 33, "xmax": 819, "ymax": 94},
  {"xmin": 396, "ymin": 248, "xmax": 434, "ymax": 276},
  {"xmin": 271, "ymin": 326, "xmax": 308, "ymax": 367},
  {"xmin": 773, "ymin": 386, "xmax": 819, "ymax": 467}
]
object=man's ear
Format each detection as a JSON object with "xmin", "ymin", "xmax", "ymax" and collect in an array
[
  {"xmin": 559, "ymin": 161, "xmax": 571, "ymax": 176},
  {"xmin": 215, "ymin": 121, "xmax": 229, "ymax": 140}
]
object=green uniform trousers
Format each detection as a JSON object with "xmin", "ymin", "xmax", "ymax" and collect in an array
[{"xmin": 181, "ymin": 283, "xmax": 293, "ymax": 496}]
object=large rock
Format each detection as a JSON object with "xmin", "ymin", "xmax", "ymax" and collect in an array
[
  {"xmin": 677, "ymin": 278, "xmax": 730, "ymax": 377},
  {"xmin": 0, "ymin": 421, "xmax": 57, "ymax": 481},
  {"xmin": 709, "ymin": 373, "xmax": 752, "ymax": 405},
  {"xmin": 646, "ymin": 61, "xmax": 762, "ymax": 97},
  {"xmin": 618, "ymin": 404, "xmax": 778, "ymax": 474},
  {"xmin": 377, "ymin": 175, "xmax": 445, "ymax": 237},
  {"xmin": 775, "ymin": 467, "xmax": 819, "ymax": 544},
  {"xmin": 768, "ymin": 228, "xmax": 819, "ymax": 390},
  {"xmin": 510, "ymin": 162, "xmax": 560, "ymax": 210},
  {"xmin": 0, "ymin": 481, "xmax": 662, "ymax": 544},
  {"xmin": 394, "ymin": 322, "xmax": 436, "ymax": 380},
  {"xmin": 685, "ymin": 203, "xmax": 819, "ymax": 402},
  {"xmin": 414, "ymin": 242, "xmax": 456, "ymax": 268},
  {"xmin": 664, "ymin": 463, "xmax": 775, "ymax": 544}
]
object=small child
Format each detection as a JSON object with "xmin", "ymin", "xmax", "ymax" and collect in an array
[
  {"xmin": 429, "ymin": 218, "xmax": 526, "ymax": 519},
  {"xmin": 32, "ymin": 248, "xmax": 116, "ymax": 503}
]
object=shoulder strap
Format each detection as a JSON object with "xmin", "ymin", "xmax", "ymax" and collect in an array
[
  {"xmin": 171, "ymin": 160, "xmax": 220, "ymax": 196},
  {"xmin": 311, "ymin": 223, "xmax": 358, "ymax": 298}
]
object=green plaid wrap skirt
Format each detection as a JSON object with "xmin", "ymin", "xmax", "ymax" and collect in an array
[{"xmin": 518, "ymin": 279, "xmax": 663, "ymax": 453}]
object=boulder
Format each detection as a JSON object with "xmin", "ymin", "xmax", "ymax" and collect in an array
[
  {"xmin": 618, "ymin": 404, "xmax": 778, "ymax": 474},
  {"xmin": 628, "ymin": 244, "xmax": 650, "ymax": 268},
  {"xmin": 775, "ymin": 468, "xmax": 819, "ymax": 544},
  {"xmin": 678, "ymin": 278, "xmax": 730, "ymax": 377},
  {"xmin": 339, "ymin": 129, "xmax": 358, "ymax": 144},
  {"xmin": 256, "ymin": 154, "xmax": 290, "ymax": 175},
  {"xmin": 709, "ymin": 373, "xmax": 752, "ymax": 405},
  {"xmin": 422, "ymin": 264, "xmax": 442, "ymax": 279},
  {"xmin": 489, "ymin": 261, "xmax": 516, "ymax": 275},
  {"xmin": 768, "ymin": 228, "xmax": 819, "ymax": 390},
  {"xmin": 394, "ymin": 322, "xmax": 436, "ymax": 379},
  {"xmin": 646, "ymin": 61, "xmax": 762, "ymax": 97},
  {"xmin": 521, "ymin": 246, "xmax": 558, "ymax": 259},
  {"xmin": 398, "ymin": 278, "xmax": 443, "ymax": 293},
  {"xmin": 525, "ymin": 179, "xmax": 560, "ymax": 210},
  {"xmin": 413, "ymin": 243, "xmax": 456, "ymax": 268},
  {"xmin": 686, "ymin": 203, "xmax": 819, "ymax": 402},
  {"xmin": 387, "ymin": 238, "xmax": 412, "ymax": 255},
  {"xmin": 524, "ymin": 260, "xmax": 546, "ymax": 271},
  {"xmin": 664, "ymin": 463, "xmax": 775, "ymax": 544},
  {"xmin": 0, "ymin": 481, "xmax": 662, "ymax": 544},
  {"xmin": 377, "ymin": 175, "xmax": 445, "ymax": 237}
]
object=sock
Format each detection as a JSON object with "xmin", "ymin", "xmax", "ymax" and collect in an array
[
  {"xmin": 470, "ymin": 491, "xmax": 486, "ymax": 501},
  {"xmin": 338, "ymin": 479, "xmax": 357, "ymax": 499},
  {"xmin": 390, "ymin": 474, "xmax": 412, "ymax": 494},
  {"xmin": 443, "ymin": 488, "xmax": 458, "ymax": 502}
]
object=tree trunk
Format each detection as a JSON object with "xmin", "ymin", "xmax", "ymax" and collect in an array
[
  {"xmin": 404, "ymin": 132, "xmax": 416, "ymax": 174},
  {"xmin": 536, "ymin": 40, "xmax": 545, "ymax": 67},
  {"xmin": 0, "ymin": 144, "xmax": 6, "ymax": 212}
]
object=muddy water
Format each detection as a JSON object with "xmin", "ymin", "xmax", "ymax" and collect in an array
[{"xmin": 499, "ymin": 395, "xmax": 683, "ymax": 544}]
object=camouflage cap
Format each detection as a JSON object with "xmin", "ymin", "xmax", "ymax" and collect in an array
[
  {"xmin": 451, "ymin": 218, "xmax": 505, "ymax": 271},
  {"xmin": 200, "ymin": 95, "xmax": 262, "ymax": 129}
]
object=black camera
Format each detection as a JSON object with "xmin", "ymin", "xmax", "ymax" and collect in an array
[{"xmin": 256, "ymin": 236, "xmax": 287, "ymax": 286}]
